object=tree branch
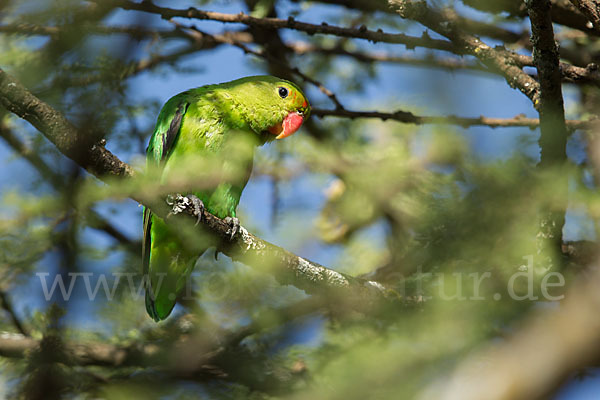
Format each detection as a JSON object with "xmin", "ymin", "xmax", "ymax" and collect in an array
[
  {"xmin": 529, "ymin": 1, "xmax": 569, "ymax": 164},
  {"xmin": 0, "ymin": 22, "xmax": 182, "ymax": 39},
  {"xmin": 11, "ymin": 4, "xmax": 600, "ymax": 88},
  {"xmin": 0, "ymin": 69, "xmax": 134, "ymax": 179},
  {"xmin": 0, "ymin": 67, "xmax": 391, "ymax": 302},
  {"xmin": 108, "ymin": 0, "xmax": 457, "ymax": 52},
  {"xmin": 292, "ymin": 0, "xmax": 529, "ymax": 43},
  {"xmin": 527, "ymin": 0, "xmax": 568, "ymax": 261},
  {"xmin": 175, "ymin": 22, "xmax": 345, "ymax": 110},
  {"xmin": 568, "ymin": 0, "xmax": 600, "ymax": 33},
  {"xmin": 313, "ymin": 108, "xmax": 594, "ymax": 130},
  {"xmin": 463, "ymin": 0, "xmax": 599, "ymax": 36},
  {"xmin": 0, "ymin": 296, "xmax": 317, "ymax": 390},
  {"xmin": 286, "ymin": 41, "xmax": 495, "ymax": 74},
  {"xmin": 389, "ymin": 0, "xmax": 541, "ymax": 107}
]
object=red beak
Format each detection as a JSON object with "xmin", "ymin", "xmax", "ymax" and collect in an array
[{"xmin": 268, "ymin": 111, "xmax": 304, "ymax": 139}]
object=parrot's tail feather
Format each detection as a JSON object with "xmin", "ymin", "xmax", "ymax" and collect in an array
[
  {"xmin": 145, "ymin": 286, "xmax": 176, "ymax": 322},
  {"xmin": 145, "ymin": 290, "xmax": 160, "ymax": 322}
]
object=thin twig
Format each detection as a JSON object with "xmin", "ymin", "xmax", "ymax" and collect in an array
[
  {"xmin": 286, "ymin": 41, "xmax": 493, "ymax": 74},
  {"xmin": 312, "ymin": 108, "xmax": 595, "ymax": 130},
  {"xmin": 389, "ymin": 0, "xmax": 541, "ymax": 107},
  {"xmin": 174, "ymin": 22, "xmax": 345, "ymax": 110},
  {"xmin": 110, "ymin": 0, "xmax": 458, "ymax": 52}
]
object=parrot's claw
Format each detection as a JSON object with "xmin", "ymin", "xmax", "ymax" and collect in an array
[
  {"xmin": 214, "ymin": 217, "xmax": 240, "ymax": 259},
  {"xmin": 223, "ymin": 217, "xmax": 240, "ymax": 241},
  {"xmin": 165, "ymin": 194, "xmax": 204, "ymax": 226},
  {"xmin": 165, "ymin": 193, "xmax": 183, "ymax": 219},
  {"xmin": 187, "ymin": 195, "xmax": 205, "ymax": 226}
]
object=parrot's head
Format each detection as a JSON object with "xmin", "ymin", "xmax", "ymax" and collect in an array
[{"xmin": 226, "ymin": 75, "xmax": 310, "ymax": 140}]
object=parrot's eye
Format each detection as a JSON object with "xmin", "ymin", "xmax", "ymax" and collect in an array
[{"xmin": 278, "ymin": 87, "xmax": 289, "ymax": 99}]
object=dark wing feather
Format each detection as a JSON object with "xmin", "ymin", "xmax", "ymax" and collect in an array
[
  {"xmin": 142, "ymin": 101, "xmax": 189, "ymax": 278},
  {"xmin": 161, "ymin": 103, "xmax": 188, "ymax": 162}
]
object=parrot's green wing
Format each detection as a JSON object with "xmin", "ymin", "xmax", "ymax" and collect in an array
[
  {"xmin": 142, "ymin": 95, "xmax": 190, "ymax": 321},
  {"xmin": 142, "ymin": 90, "xmax": 254, "ymax": 321}
]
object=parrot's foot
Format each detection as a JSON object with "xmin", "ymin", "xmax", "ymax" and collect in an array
[
  {"xmin": 166, "ymin": 194, "xmax": 204, "ymax": 225},
  {"xmin": 223, "ymin": 217, "xmax": 240, "ymax": 241}
]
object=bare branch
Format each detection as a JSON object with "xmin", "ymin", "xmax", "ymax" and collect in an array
[
  {"xmin": 290, "ymin": 0, "xmax": 528, "ymax": 43},
  {"xmin": 174, "ymin": 23, "xmax": 345, "ymax": 109},
  {"xmin": 463, "ymin": 0, "xmax": 599, "ymax": 36},
  {"xmin": 389, "ymin": 0, "xmax": 541, "ymax": 106},
  {"xmin": 0, "ymin": 22, "xmax": 181, "ymax": 39},
  {"xmin": 313, "ymin": 108, "xmax": 594, "ymax": 130},
  {"xmin": 528, "ymin": 1, "xmax": 569, "ymax": 164},
  {"xmin": 55, "ymin": 30, "xmax": 253, "ymax": 88},
  {"xmin": 568, "ymin": 0, "xmax": 600, "ymax": 32},
  {"xmin": 0, "ymin": 331, "xmax": 172, "ymax": 367},
  {"xmin": 286, "ymin": 41, "xmax": 494, "ymax": 74},
  {"xmin": 108, "ymin": 0, "xmax": 457, "ymax": 52},
  {"xmin": 10, "ymin": 4, "xmax": 600, "ymax": 88}
]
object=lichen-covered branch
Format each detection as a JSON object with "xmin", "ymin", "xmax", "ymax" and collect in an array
[{"xmin": 0, "ymin": 68, "xmax": 134, "ymax": 179}]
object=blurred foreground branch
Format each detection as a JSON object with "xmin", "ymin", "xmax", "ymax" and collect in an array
[
  {"xmin": 418, "ymin": 263, "xmax": 600, "ymax": 400},
  {"xmin": 0, "ymin": 122, "xmax": 137, "ymax": 250}
]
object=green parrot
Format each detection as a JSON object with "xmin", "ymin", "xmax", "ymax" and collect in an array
[{"xmin": 143, "ymin": 75, "xmax": 310, "ymax": 321}]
